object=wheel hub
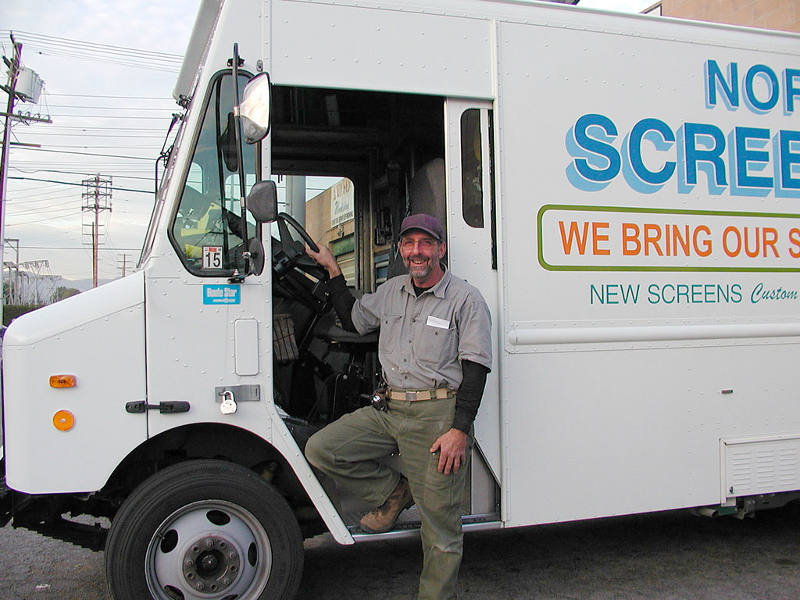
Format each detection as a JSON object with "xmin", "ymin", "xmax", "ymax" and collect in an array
[
  {"xmin": 182, "ymin": 535, "xmax": 240, "ymax": 593},
  {"xmin": 145, "ymin": 498, "xmax": 276, "ymax": 600}
]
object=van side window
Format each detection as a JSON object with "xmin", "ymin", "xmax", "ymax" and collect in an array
[
  {"xmin": 460, "ymin": 108, "xmax": 484, "ymax": 228},
  {"xmin": 170, "ymin": 72, "xmax": 258, "ymax": 274}
]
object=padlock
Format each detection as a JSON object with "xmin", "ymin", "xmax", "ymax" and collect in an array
[{"xmin": 220, "ymin": 390, "xmax": 238, "ymax": 415}]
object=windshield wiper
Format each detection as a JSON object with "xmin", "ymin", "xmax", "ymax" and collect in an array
[{"xmin": 155, "ymin": 112, "xmax": 184, "ymax": 196}]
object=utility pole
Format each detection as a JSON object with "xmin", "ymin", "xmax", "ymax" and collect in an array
[
  {"xmin": 81, "ymin": 175, "xmax": 112, "ymax": 288},
  {"xmin": 117, "ymin": 253, "xmax": 129, "ymax": 278},
  {"xmin": 1, "ymin": 34, "xmax": 45, "ymax": 320},
  {"xmin": 0, "ymin": 33, "xmax": 22, "ymax": 324}
]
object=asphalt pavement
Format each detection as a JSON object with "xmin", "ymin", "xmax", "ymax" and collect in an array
[{"xmin": 2, "ymin": 505, "xmax": 800, "ymax": 599}]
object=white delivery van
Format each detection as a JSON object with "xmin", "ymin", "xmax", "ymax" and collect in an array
[{"xmin": 2, "ymin": 0, "xmax": 800, "ymax": 598}]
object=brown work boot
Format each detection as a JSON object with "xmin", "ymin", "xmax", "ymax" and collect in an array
[{"xmin": 359, "ymin": 477, "xmax": 414, "ymax": 533}]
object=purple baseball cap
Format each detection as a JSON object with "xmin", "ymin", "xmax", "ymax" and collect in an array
[{"xmin": 399, "ymin": 213, "xmax": 444, "ymax": 242}]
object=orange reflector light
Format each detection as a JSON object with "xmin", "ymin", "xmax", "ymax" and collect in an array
[
  {"xmin": 50, "ymin": 375, "xmax": 76, "ymax": 388},
  {"xmin": 53, "ymin": 410, "xmax": 75, "ymax": 431}
]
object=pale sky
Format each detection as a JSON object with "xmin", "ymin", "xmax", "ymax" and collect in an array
[
  {"xmin": 1, "ymin": 0, "xmax": 652, "ymax": 284},
  {"xmin": 1, "ymin": 0, "xmax": 201, "ymax": 284}
]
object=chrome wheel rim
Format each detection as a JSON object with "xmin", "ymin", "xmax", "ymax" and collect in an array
[{"xmin": 145, "ymin": 500, "xmax": 272, "ymax": 600}]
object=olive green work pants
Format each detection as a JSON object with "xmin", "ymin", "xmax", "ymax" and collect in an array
[{"xmin": 305, "ymin": 396, "xmax": 470, "ymax": 600}]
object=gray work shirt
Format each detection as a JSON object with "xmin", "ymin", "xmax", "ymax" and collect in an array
[{"xmin": 351, "ymin": 269, "xmax": 492, "ymax": 390}]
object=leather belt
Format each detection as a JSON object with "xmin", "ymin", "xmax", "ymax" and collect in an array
[{"xmin": 387, "ymin": 388, "xmax": 451, "ymax": 401}]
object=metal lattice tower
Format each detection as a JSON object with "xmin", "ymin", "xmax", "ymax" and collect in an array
[
  {"xmin": 81, "ymin": 175, "xmax": 112, "ymax": 288},
  {"xmin": 3, "ymin": 237, "xmax": 20, "ymax": 303},
  {"xmin": 17, "ymin": 259, "xmax": 56, "ymax": 305},
  {"xmin": 2, "ymin": 257, "xmax": 57, "ymax": 305}
]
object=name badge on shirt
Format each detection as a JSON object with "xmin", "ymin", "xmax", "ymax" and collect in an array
[{"xmin": 426, "ymin": 315, "xmax": 450, "ymax": 329}]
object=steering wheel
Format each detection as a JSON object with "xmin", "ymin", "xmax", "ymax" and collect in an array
[{"xmin": 272, "ymin": 212, "xmax": 329, "ymax": 283}]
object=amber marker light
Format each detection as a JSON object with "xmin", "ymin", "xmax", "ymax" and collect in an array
[
  {"xmin": 53, "ymin": 410, "xmax": 75, "ymax": 431},
  {"xmin": 50, "ymin": 375, "xmax": 76, "ymax": 388}
]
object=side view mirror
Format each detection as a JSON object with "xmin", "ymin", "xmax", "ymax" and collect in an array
[
  {"xmin": 246, "ymin": 180, "xmax": 278, "ymax": 223},
  {"xmin": 237, "ymin": 72, "xmax": 271, "ymax": 144}
]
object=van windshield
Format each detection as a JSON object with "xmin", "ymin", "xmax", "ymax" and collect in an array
[
  {"xmin": 138, "ymin": 110, "xmax": 186, "ymax": 269},
  {"xmin": 169, "ymin": 71, "xmax": 259, "ymax": 274}
]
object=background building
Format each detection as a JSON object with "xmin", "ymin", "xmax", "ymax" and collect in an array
[
  {"xmin": 644, "ymin": 0, "xmax": 800, "ymax": 33},
  {"xmin": 303, "ymin": 178, "xmax": 357, "ymax": 286}
]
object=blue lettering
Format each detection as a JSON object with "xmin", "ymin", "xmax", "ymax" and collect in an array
[
  {"xmin": 621, "ymin": 284, "xmax": 639, "ymax": 304},
  {"xmin": 628, "ymin": 118, "xmax": 676, "ymax": 185},
  {"xmin": 786, "ymin": 69, "xmax": 800, "ymax": 114},
  {"xmin": 571, "ymin": 114, "xmax": 621, "ymax": 183},
  {"xmin": 744, "ymin": 64, "xmax": 779, "ymax": 113},
  {"xmin": 706, "ymin": 60, "xmax": 739, "ymax": 109},
  {"xmin": 734, "ymin": 127, "xmax": 772, "ymax": 189},
  {"xmin": 590, "ymin": 284, "xmax": 639, "ymax": 305},
  {"xmin": 779, "ymin": 130, "xmax": 800, "ymax": 190},
  {"xmin": 590, "ymin": 284, "xmax": 604, "ymax": 304},
  {"xmin": 684, "ymin": 123, "xmax": 727, "ymax": 186}
]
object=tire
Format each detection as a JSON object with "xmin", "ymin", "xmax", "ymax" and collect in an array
[{"xmin": 105, "ymin": 459, "xmax": 303, "ymax": 600}]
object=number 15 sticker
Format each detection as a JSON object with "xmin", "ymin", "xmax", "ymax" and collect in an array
[{"xmin": 203, "ymin": 246, "xmax": 222, "ymax": 269}]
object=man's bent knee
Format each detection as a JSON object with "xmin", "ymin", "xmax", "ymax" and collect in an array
[{"xmin": 304, "ymin": 430, "xmax": 331, "ymax": 471}]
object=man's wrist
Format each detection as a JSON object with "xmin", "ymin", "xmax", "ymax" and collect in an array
[
  {"xmin": 328, "ymin": 274, "xmax": 347, "ymax": 290},
  {"xmin": 451, "ymin": 416, "xmax": 472, "ymax": 435}
]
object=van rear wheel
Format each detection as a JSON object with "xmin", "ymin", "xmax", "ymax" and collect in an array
[{"xmin": 105, "ymin": 459, "xmax": 303, "ymax": 600}]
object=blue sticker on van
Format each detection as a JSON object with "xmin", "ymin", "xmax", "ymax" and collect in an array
[{"xmin": 203, "ymin": 284, "xmax": 241, "ymax": 305}]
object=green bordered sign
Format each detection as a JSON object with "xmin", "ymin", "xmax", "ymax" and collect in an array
[{"xmin": 537, "ymin": 204, "xmax": 800, "ymax": 272}]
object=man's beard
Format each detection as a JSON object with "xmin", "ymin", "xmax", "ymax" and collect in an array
[{"xmin": 405, "ymin": 254, "xmax": 434, "ymax": 280}]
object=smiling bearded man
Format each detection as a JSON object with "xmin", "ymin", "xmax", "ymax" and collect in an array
[{"xmin": 304, "ymin": 213, "xmax": 492, "ymax": 600}]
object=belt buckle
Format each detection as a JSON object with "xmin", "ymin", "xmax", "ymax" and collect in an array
[{"xmin": 405, "ymin": 391, "xmax": 417, "ymax": 401}]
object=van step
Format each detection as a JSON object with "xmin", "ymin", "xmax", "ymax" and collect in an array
[{"xmin": 349, "ymin": 515, "xmax": 502, "ymax": 542}]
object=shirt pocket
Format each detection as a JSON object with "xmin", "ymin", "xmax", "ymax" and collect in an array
[
  {"xmin": 415, "ymin": 320, "xmax": 458, "ymax": 367},
  {"xmin": 377, "ymin": 314, "xmax": 404, "ymax": 358}
]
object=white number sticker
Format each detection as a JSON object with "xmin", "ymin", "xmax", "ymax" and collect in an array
[{"xmin": 203, "ymin": 246, "xmax": 223, "ymax": 269}]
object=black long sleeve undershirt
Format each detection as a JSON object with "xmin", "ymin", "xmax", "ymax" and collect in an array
[
  {"xmin": 326, "ymin": 274, "xmax": 489, "ymax": 433},
  {"xmin": 452, "ymin": 360, "xmax": 489, "ymax": 434},
  {"xmin": 327, "ymin": 274, "xmax": 357, "ymax": 332}
]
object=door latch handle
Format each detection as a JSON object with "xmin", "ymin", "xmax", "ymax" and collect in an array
[
  {"xmin": 125, "ymin": 401, "xmax": 190, "ymax": 414},
  {"xmin": 159, "ymin": 401, "xmax": 191, "ymax": 413}
]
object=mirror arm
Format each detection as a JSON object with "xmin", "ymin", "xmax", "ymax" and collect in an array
[
  {"xmin": 230, "ymin": 43, "xmax": 251, "ymax": 277},
  {"xmin": 229, "ymin": 269, "xmax": 245, "ymax": 284}
]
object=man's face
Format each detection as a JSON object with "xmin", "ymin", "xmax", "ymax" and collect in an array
[{"xmin": 399, "ymin": 231, "xmax": 446, "ymax": 286}]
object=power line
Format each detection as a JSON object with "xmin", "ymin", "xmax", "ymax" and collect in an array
[
  {"xmin": 12, "ymin": 168, "xmax": 156, "ymax": 175},
  {"xmin": 45, "ymin": 104, "xmax": 174, "ymax": 111},
  {"xmin": 37, "ymin": 145, "xmax": 162, "ymax": 149},
  {"xmin": 18, "ymin": 245, "xmax": 141, "ymax": 251},
  {"xmin": 34, "ymin": 125, "xmax": 166, "ymax": 131},
  {"xmin": 2, "ymin": 30, "xmax": 182, "ymax": 73},
  {"xmin": 42, "ymin": 114, "xmax": 173, "ymax": 120},
  {"xmin": 6, "ymin": 211, "xmax": 83, "ymax": 226},
  {"xmin": 4, "ymin": 30, "xmax": 182, "ymax": 61},
  {"xmin": 15, "ymin": 49, "xmax": 179, "ymax": 73},
  {"xmin": 50, "ymin": 93, "xmax": 171, "ymax": 99},
  {"xmin": 14, "ymin": 166, "xmax": 156, "ymax": 173},
  {"xmin": 8, "ymin": 190, "xmax": 78, "ymax": 202},
  {"xmin": 6, "ymin": 181, "xmax": 64, "ymax": 193},
  {"xmin": 4, "ymin": 183, "xmax": 75, "ymax": 198},
  {"xmin": 10, "ymin": 176, "xmax": 152, "ymax": 194},
  {"xmin": 11, "ymin": 166, "xmax": 154, "ymax": 180},
  {"xmin": 10, "ymin": 148, "xmax": 155, "ymax": 161},
  {"xmin": 8, "ymin": 203, "xmax": 83, "ymax": 217},
  {"xmin": 24, "ymin": 131, "xmax": 164, "ymax": 138}
]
